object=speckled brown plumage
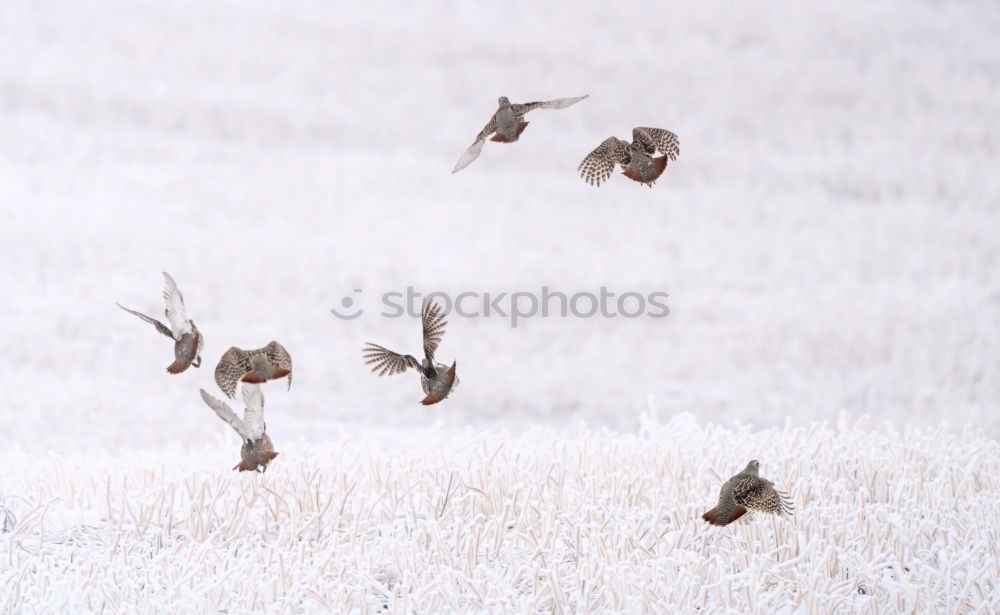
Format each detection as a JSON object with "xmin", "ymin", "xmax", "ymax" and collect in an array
[
  {"xmin": 579, "ymin": 127, "xmax": 680, "ymax": 187},
  {"xmin": 199, "ymin": 385, "xmax": 279, "ymax": 473},
  {"xmin": 117, "ymin": 272, "xmax": 204, "ymax": 374},
  {"xmin": 702, "ymin": 460, "xmax": 793, "ymax": 526},
  {"xmin": 214, "ymin": 341, "xmax": 292, "ymax": 398},
  {"xmin": 363, "ymin": 297, "xmax": 459, "ymax": 405}
]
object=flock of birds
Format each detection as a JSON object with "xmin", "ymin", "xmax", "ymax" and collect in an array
[
  {"xmin": 114, "ymin": 96, "xmax": 794, "ymax": 527},
  {"xmin": 116, "ymin": 275, "xmax": 459, "ymax": 475}
]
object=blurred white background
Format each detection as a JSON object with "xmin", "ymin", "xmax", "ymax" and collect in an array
[{"xmin": 1, "ymin": 0, "xmax": 998, "ymax": 452}]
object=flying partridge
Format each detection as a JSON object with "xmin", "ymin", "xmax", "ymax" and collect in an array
[
  {"xmin": 363, "ymin": 297, "xmax": 458, "ymax": 405},
  {"xmin": 452, "ymin": 94, "xmax": 588, "ymax": 172},
  {"xmin": 117, "ymin": 272, "xmax": 204, "ymax": 374},
  {"xmin": 702, "ymin": 460, "xmax": 793, "ymax": 526},
  {"xmin": 578, "ymin": 127, "xmax": 680, "ymax": 187},
  {"xmin": 214, "ymin": 341, "xmax": 293, "ymax": 398},
  {"xmin": 199, "ymin": 384, "xmax": 278, "ymax": 473}
]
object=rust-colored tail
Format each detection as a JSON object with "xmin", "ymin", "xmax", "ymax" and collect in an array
[
  {"xmin": 489, "ymin": 121, "xmax": 529, "ymax": 143},
  {"xmin": 622, "ymin": 156, "xmax": 668, "ymax": 185},
  {"xmin": 419, "ymin": 362, "xmax": 458, "ymax": 405},
  {"xmin": 233, "ymin": 452, "xmax": 279, "ymax": 472},
  {"xmin": 702, "ymin": 506, "xmax": 747, "ymax": 526},
  {"xmin": 166, "ymin": 360, "xmax": 188, "ymax": 374},
  {"xmin": 419, "ymin": 391, "xmax": 443, "ymax": 405},
  {"xmin": 651, "ymin": 154, "xmax": 668, "ymax": 179}
]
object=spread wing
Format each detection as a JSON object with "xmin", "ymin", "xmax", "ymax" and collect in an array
[
  {"xmin": 199, "ymin": 388, "xmax": 249, "ymax": 440},
  {"xmin": 215, "ymin": 347, "xmax": 252, "ymax": 398},
  {"xmin": 452, "ymin": 113, "xmax": 497, "ymax": 173},
  {"xmin": 578, "ymin": 137, "xmax": 629, "ymax": 187},
  {"xmin": 239, "ymin": 383, "xmax": 265, "ymax": 441},
  {"xmin": 421, "ymin": 298, "xmax": 447, "ymax": 362},
  {"xmin": 263, "ymin": 341, "xmax": 293, "ymax": 390},
  {"xmin": 363, "ymin": 343, "xmax": 420, "ymax": 376},
  {"xmin": 746, "ymin": 478, "xmax": 794, "ymax": 517},
  {"xmin": 632, "ymin": 127, "xmax": 680, "ymax": 160},
  {"xmin": 262, "ymin": 341, "xmax": 292, "ymax": 369},
  {"xmin": 512, "ymin": 94, "xmax": 588, "ymax": 118},
  {"xmin": 452, "ymin": 140, "xmax": 486, "ymax": 173},
  {"xmin": 116, "ymin": 303, "xmax": 174, "ymax": 339},
  {"xmin": 162, "ymin": 272, "xmax": 192, "ymax": 339}
]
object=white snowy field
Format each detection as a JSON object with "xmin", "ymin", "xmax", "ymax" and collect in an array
[
  {"xmin": 4, "ymin": 411, "xmax": 999, "ymax": 613},
  {"xmin": 1, "ymin": 0, "xmax": 999, "ymax": 613}
]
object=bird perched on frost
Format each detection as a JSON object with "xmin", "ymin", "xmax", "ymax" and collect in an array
[
  {"xmin": 701, "ymin": 460, "xmax": 794, "ymax": 526},
  {"xmin": 452, "ymin": 94, "xmax": 589, "ymax": 172},
  {"xmin": 578, "ymin": 127, "xmax": 680, "ymax": 187},
  {"xmin": 214, "ymin": 341, "xmax": 293, "ymax": 398},
  {"xmin": 363, "ymin": 298, "xmax": 458, "ymax": 405},
  {"xmin": 199, "ymin": 384, "xmax": 278, "ymax": 472},
  {"xmin": 117, "ymin": 272, "xmax": 204, "ymax": 374}
]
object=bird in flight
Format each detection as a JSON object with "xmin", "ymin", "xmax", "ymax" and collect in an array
[
  {"xmin": 117, "ymin": 272, "xmax": 204, "ymax": 374},
  {"xmin": 214, "ymin": 341, "xmax": 293, "ymax": 398},
  {"xmin": 701, "ymin": 460, "xmax": 793, "ymax": 526},
  {"xmin": 578, "ymin": 127, "xmax": 679, "ymax": 187},
  {"xmin": 452, "ymin": 94, "xmax": 588, "ymax": 173},
  {"xmin": 199, "ymin": 384, "xmax": 278, "ymax": 473},
  {"xmin": 363, "ymin": 298, "xmax": 458, "ymax": 405}
]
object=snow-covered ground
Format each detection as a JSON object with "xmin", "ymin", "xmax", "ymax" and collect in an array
[
  {"xmin": 1, "ymin": 1, "xmax": 998, "ymax": 612},
  {"xmin": 4, "ymin": 411, "xmax": 1000, "ymax": 613}
]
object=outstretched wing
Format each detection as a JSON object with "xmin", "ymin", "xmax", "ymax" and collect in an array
[
  {"xmin": 116, "ymin": 303, "xmax": 174, "ymax": 339},
  {"xmin": 215, "ymin": 347, "xmax": 251, "ymax": 398},
  {"xmin": 363, "ymin": 343, "xmax": 420, "ymax": 376},
  {"xmin": 263, "ymin": 340, "xmax": 293, "ymax": 390},
  {"xmin": 746, "ymin": 478, "xmax": 794, "ymax": 518},
  {"xmin": 262, "ymin": 341, "xmax": 292, "ymax": 370},
  {"xmin": 453, "ymin": 113, "xmax": 497, "ymax": 173},
  {"xmin": 199, "ymin": 388, "xmax": 249, "ymax": 440},
  {"xmin": 240, "ymin": 383, "xmax": 265, "ymax": 441},
  {"xmin": 578, "ymin": 137, "xmax": 629, "ymax": 187},
  {"xmin": 421, "ymin": 298, "xmax": 447, "ymax": 362},
  {"xmin": 512, "ymin": 94, "xmax": 588, "ymax": 118},
  {"xmin": 162, "ymin": 272, "xmax": 192, "ymax": 339},
  {"xmin": 632, "ymin": 127, "xmax": 680, "ymax": 160},
  {"xmin": 452, "ymin": 139, "xmax": 486, "ymax": 173}
]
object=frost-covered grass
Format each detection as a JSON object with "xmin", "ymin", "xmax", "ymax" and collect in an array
[
  {"xmin": 2, "ymin": 1, "xmax": 999, "ymax": 612},
  {"xmin": 3, "ymin": 409, "xmax": 998, "ymax": 613}
]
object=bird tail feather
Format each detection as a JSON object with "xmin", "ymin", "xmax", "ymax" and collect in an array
[
  {"xmin": 490, "ymin": 122, "xmax": 529, "ymax": 142},
  {"xmin": 702, "ymin": 506, "xmax": 748, "ymax": 526},
  {"xmin": 166, "ymin": 360, "xmax": 187, "ymax": 374}
]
